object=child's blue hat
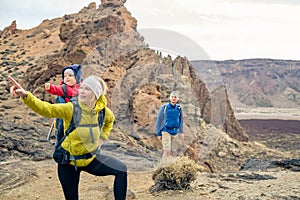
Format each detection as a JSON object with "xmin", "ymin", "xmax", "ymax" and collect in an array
[{"xmin": 62, "ymin": 64, "xmax": 82, "ymax": 84}]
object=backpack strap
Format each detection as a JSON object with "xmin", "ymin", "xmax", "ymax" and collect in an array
[
  {"xmin": 98, "ymin": 108, "xmax": 105, "ymax": 129},
  {"xmin": 163, "ymin": 104, "xmax": 167, "ymax": 113},
  {"xmin": 163, "ymin": 104, "xmax": 167, "ymax": 126},
  {"xmin": 64, "ymin": 101, "xmax": 81, "ymax": 136},
  {"xmin": 69, "ymin": 150, "xmax": 98, "ymax": 161},
  {"xmin": 177, "ymin": 104, "xmax": 182, "ymax": 114},
  {"xmin": 62, "ymin": 83, "xmax": 73, "ymax": 100},
  {"xmin": 177, "ymin": 104, "xmax": 182, "ymax": 123}
]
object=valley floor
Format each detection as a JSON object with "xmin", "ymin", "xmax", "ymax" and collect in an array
[{"xmin": 234, "ymin": 107, "xmax": 300, "ymax": 120}]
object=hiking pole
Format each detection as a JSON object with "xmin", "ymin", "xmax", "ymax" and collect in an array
[{"xmin": 47, "ymin": 120, "xmax": 55, "ymax": 145}]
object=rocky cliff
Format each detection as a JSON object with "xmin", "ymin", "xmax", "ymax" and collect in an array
[{"xmin": 2, "ymin": 0, "xmax": 286, "ymax": 174}]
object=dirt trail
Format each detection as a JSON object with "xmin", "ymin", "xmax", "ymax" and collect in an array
[
  {"xmin": 1, "ymin": 119, "xmax": 300, "ymax": 199},
  {"xmin": 1, "ymin": 158, "xmax": 300, "ymax": 199}
]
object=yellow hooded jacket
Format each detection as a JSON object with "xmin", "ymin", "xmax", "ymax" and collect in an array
[{"xmin": 21, "ymin": 92, "xmax": 115, "ymax": 167}]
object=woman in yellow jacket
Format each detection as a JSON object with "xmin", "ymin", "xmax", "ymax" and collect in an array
[{"xmin": 9, "ymin": 75, "xmax": 127, "ymax": 200}]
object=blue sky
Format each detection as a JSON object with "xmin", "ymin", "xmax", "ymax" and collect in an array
[{"xmin": 1, "ymin": 0, "xmax": 300, "ymax": 60}]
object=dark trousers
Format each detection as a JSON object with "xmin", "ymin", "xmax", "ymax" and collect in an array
[{"xmin": 58, "ymin": 154, "xmax": 127, "ymax": 200}]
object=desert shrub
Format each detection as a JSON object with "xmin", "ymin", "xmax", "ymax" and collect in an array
[{"xmin": 150, "ymin": 157, "xmax": 198, "ymax": 193}]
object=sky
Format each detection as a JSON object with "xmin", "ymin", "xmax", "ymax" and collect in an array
[{"xmin": 1, "ymin": 0, "xmax": 300, "ymax": 61}]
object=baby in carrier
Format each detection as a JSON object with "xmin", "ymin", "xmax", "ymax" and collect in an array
[{"xmin": 45, "ymin": 64, "xmax": 82, "ymax": 144}]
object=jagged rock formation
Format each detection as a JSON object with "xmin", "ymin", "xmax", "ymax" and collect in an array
[
  {"xmin": 3, "ymin": 1, "xmax": 295, "ymax": 178},
  {"xmin": 0, "ymin": 20, "xmax": 17, "ymax": 40}
]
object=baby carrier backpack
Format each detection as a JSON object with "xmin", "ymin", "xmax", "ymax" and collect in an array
[
  {"xmin": 47, "ymin": 84, "xmax": 77, "ymax": 145},
  {"xmin": 52, "ymin": 100, "xmax": 106, "ymax": 165},
  {"xmin": 47, "ymin": 64, "xmax": 82, "ymax": 145}
]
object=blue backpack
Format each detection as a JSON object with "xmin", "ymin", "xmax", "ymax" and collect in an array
[{"xmin": 163, "ymin": 104, "xmax": 182, "ymax": 129}]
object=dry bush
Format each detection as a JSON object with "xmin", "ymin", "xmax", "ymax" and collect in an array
[{"xmin": 149, "ymin": 157, "xmax": 198, "ymax": 193}]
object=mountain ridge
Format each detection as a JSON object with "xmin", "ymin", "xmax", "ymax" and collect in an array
[{"xmin": 191, "ymin": 58, "xmax": 300, "ymax": 108}]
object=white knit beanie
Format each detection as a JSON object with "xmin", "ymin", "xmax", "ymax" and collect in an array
[
  {"xmin": 169, "ymin": 91, "xmax": 179, "ymax": 100},
  {"xmin": 64, "ymin": 68, "xmax": 74, "ymax": 76},
  {"xmin": 81, "ymin": 75, "xmax": 102, "ymax": 99}
]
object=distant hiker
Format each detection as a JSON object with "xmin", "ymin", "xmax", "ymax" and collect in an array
[
  {"xmin": 9, "ymin": 75, "xmax": 127, "ymax": 200},
  {"xmin": 156, "ymin": 91, "xmax": 184, "ymax": 159},
  {"xmin": 45, "ymin": 64, "xmax": 82, "ymax": 145}
]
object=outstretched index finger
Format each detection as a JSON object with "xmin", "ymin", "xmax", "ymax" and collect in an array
[{"xmin": 8, "ymin": 76, "xmax": 22, "ymax": 88}]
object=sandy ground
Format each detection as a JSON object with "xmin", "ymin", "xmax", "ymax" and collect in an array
[
  {"xmin": 1, "ymin": 110, "xmax": 299, "ymax": 199},
  {"xmin": 0, "ymin": 159, "xmax": 299, "ymax": 200}
]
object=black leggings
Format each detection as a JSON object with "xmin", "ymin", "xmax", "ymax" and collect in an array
[{"xmin": 58, "ymin": 154, "xmax": 127, "ymax": 200}]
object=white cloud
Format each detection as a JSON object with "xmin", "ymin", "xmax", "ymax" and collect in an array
[{"xmin": 127, "ymin": 0, "xmax": 300, "ymax": 60}]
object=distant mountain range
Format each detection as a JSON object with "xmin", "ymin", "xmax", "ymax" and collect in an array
[{"xmin": 191, "ymin": 59, "xmax": 300, "ymax": 108}]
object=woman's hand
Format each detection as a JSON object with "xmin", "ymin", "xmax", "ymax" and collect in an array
[{"xmin": 8, "ymin": 76, "xmax": 28, "ymax": 98}]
